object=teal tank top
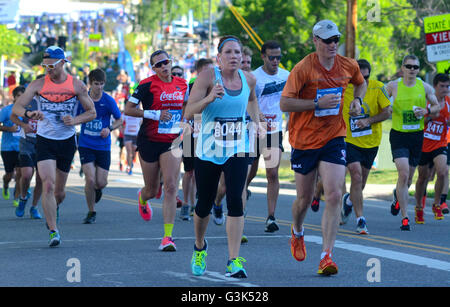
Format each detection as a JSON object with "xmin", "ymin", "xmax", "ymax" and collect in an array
[{"xmin": 196, "ymin": 66, "xmax": 250, "ymax": 164}]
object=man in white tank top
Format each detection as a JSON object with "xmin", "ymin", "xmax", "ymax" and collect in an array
[{"xmin": 13, "ymin": 46, "xmax": 96, "ymax": 247}]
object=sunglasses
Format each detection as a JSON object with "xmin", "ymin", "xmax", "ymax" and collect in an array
[
  {"xmin": 363, "ymin": 75, "xmax": 370, "ymax": 80},
  {"xmin": 267, "ymin": 55, "xmax": 281, "ymax": 61},
  {"xmin": 41, "ymin": 59, "xmax": 63, "ymax": 69},
  {"xmin": 317, "ymin": 36, "xmax": 340, "ymax": 45},
  {"xmin": 404, "ymin": 64, "xmax": 419, "ymax": 70},
  {"xmin": 172, "ymin": 72, "xmax": 183, "ymax": 77},
  {"xmin": 152, "ymin": 59, "xmax": 171, "ymax": 68}
]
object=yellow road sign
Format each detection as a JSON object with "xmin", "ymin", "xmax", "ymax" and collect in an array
[{"xmin": 424, "ymin": 14, "xmax": 450, "ymax": 34}]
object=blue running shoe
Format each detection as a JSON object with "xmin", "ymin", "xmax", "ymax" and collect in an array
[
  {"xmin": 49, "ymin": 230, "xmax": 61, "ymax": 247},
  {"xmin": 30, "ymin": 207, "xmax": 42, "ymax": 219},
  {"xmin": 15, "ymin": 198, "xmax": 27, "ymax": 217},
  {"xmin": 212, "ymin": 204, "xmax": 225, "ymax": 225},
  {"xmin": 191, "ymin": 240, "xmax": 208, "ymax": 276},
  {"xmin": 225, "ymin": 257, "xmax": 247, "ymax": 278}
]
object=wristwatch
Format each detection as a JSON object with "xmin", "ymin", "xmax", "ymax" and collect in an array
[
  {"xmin": 24, "ymin": 110, "xmax": 31, "ymax": 119},
  {"xmin": 314, "ymin": 97, "xmax": 319, "ymax": 109}
]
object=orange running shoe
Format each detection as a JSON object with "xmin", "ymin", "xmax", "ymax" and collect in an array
[
  {"xmin": 415, "ymin": 207, "xmax": 424, "ymax": 224},
  {"xmin": 317, "ymin": 253, "xmax": 338, "ymax": 276},
  {"xmin": 290, "ymin": 226, "xmax": 306, "ymax": 262},
  {"xmin": 440, "ymin": 202, "xmax": 449, "ymax": 214},
  {"xmin": 432, "ymin": 204, "xmax": 444, "ymax": 220}
]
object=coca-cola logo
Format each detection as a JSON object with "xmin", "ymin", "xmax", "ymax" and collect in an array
[{"xmin": 160, "ymin": 91, "xmax": 184, "ymax": 101}]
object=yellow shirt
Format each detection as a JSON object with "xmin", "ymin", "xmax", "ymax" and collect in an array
[{"xmin": 343, "ymin": 79, "xmax": 391, "ymax": 148}]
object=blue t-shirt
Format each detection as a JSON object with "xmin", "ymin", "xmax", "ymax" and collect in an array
[
  {"xmin": 78, "ymin": 92, "xmax": 121, "ymax": 151},
  {"xmin": 0, "ymin": 104, "xmax": 20, "ymax": 152}
]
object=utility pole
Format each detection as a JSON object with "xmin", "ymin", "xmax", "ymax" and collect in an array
[
  {"xmin": 207, "ymin": 0, "xmax": 212, "ymax": 58},
  {"xmin": 346, "ymin": 0, "xmax": 357, "ymax": 58}
]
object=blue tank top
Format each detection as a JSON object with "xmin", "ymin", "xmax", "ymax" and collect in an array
[{"xmin": 196, "ymin": 67, "xmax": 250, "ymax": 164}]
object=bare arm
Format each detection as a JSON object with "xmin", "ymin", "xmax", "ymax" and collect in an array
[
  {"xmin": 356, "ymin": 106, "xmax": 391, "ymax": 129},
  {"xmin": 66, "ymin": 80, "xmax": 96, "ymax": 125},
  {"xmin": 12, "ymin": 79, "xmax": 43, "ymax": 119},
  {"xmin": 424, "ymin": 82, "xmax": 441, "ymax": 115},
  {"xmin": 243, "ymin": 71, "xmax": 261, "ymax": 123},
  {"xmin": 184, "ymin": 68, "xmax": 224, "ymax": 120}
]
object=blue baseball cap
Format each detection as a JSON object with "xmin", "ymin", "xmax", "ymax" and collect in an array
[{"xmin": 43, "ymin": 46, "xmax": 70, "ymax": 63}]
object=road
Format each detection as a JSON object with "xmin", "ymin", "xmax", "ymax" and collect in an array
[{"xmin": 1, "ymin": 145, "xmax": 450, "ymax": 290}]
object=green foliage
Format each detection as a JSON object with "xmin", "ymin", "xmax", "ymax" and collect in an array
[
  {"xmin": 0, "ymin": 25, "xmax": 30, "ymax": 59},
  {"xmin": 216, "ymin": 0, "xmax": 449, "ymax": 80}
]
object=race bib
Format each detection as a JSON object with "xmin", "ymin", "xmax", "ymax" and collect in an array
[
  {"xmin": 213, "ymin": 117, "xmax": 243, "ymax": 148},
  {"xmin": 424, "ymin": 121, "xmax": 445, "ymax": 141},
  {"xmin": 402, "ymin": 110, "xmax": 420, "ymax": 130},
  {"xmin": 84, "ymin": 119, "xmax": 103, "ymax": 136},
  {"xmin": 158, "ymin": 109, "xmax": 182, "ymax": 134},
  {"xmin": 12, "ymin": 125, "xmax": 21, "ymax": 137},
  {"xmin": 349, "ymin": 114, "xmax": 372, "ymax": 138},
  {"xmin": 314, "ymin": 87, "xmax": 343, "ymax": 117},
  {"xmin": 264, "ymin": 114, "xmax": 279, "ymax": 133}
]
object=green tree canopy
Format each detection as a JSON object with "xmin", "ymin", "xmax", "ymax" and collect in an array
[{"xmin": 0, "ymin": 25, "xmax": 30, "ymax": 60}]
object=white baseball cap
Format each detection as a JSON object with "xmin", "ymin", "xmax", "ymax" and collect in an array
[{"xmin": 313, "ymin": 20, "xmax": 341, "ymax": 39}]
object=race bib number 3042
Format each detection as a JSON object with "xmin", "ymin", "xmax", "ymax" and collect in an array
[
  {"xmin": 158, "ymin": 109, "xmax": 182, "ymax": 134},
  {"xmin": 314, "ymin": 87, "xmax": 343, "ymax": 117}
]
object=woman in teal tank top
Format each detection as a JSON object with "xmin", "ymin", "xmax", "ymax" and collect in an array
[{"xmin": 184, "ymin": 35, "xmax": 262, "ymax": 278}]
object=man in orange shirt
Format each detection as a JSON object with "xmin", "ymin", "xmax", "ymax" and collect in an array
[
  {"xmin": 414, "ymin": 73, "xmax": 450, "ymax": 222},
  {"xmin": 280, "ymin": 20, "xmax": 366, "ymax": 275}
]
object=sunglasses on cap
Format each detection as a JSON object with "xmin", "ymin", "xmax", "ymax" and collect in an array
[
  {"xmin": 317, "ymin": 35, "xmax": 340, "ymax": 45},
  {"xmin": 41, "ymin": 59, "xmax": 64, "ymax": 69},
  {"xmin": 172, "ymin": 72, "xmax": 183, "ymax": 77},
  {"xmin": 404, "ymin": 64, "xmax": 419, "ymax": 70},
  {"xmin": 152, "ymin": 59, "xmax": 171, "ymax": 68},
  {"xmin": 267, "ymin": 55, "xmax": 281, "ymax": 61}
]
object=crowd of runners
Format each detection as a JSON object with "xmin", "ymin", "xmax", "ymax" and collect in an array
[{"xmin": 1, "ymin": 19, "xmax": 449, "ymax": 279}]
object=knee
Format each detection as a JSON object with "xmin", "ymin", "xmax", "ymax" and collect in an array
[
  {"xmin": 96, "ymin": 178, "xmax": 108, "ymax": 190},
  {"xmin": 266, "ymin": 169, "xmax": 279, "ymax": 183},
  {"xmin": 163, "ymin": 182, "xmax": 177, "ymax": 196}
]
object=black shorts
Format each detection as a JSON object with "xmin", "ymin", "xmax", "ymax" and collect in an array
[
  {"xmin": 78, "ymin": 147, "xmax": 111, "ymax": 171},
  {"xmin": 1, "ymin": 151, "xmax": 19, "ymax": 173},
  {"xmin": 19, "ymin": 153, "xmax": 37, "ymax": 168},
  {"xmin": 117, "ymin": 136, "xmax": 124, "ymax": 149},
  {"xmin": 389, "ymin": 129, "xmax": 423, "ymax": 167},
  {"xmin": 36, "ymin": 135, "xmax": 77, "ymax": 173},
  {"xmin": 137, "ymin": 138, "xmax": 175, "ymax": 163},
  {"xmin": 291, "ymin": 137, "xmax": 347, "ymax": 175},
  {"xmin": 346, "ymin": 142, "xmax": 379, "ymax": 169},
  {"xmin": 255, "ymin": 131, "xmax": 284, "ymax": 156},
  {"xmin": 419, "ymin": 146, "xmax": 448, "ymax": 167}
]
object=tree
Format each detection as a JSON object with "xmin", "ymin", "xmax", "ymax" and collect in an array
[{"xmin": 0, "ymin": 25, "xmax": 30, "ymax": 60}]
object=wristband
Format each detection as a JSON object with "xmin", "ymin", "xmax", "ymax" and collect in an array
[{"xmin": 143, "ymin": 110, "xmax": 161, "ymax": 120}]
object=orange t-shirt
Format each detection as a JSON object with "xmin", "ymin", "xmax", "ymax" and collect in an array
[
  {"xmin": 423, "ymin": 96, "xmax": 450, "ymax": 152},
  {"xmin": 282, "ymin": 53, "xmax": 364, "ymax": 150}
]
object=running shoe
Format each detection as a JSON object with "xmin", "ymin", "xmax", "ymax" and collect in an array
[
  {"xmin": 176, "ymin": 196, "xmax": 183, "ymax": 208},
  {"xmin": 264, "ymin": 215, "xmax": 279, "ymax": 232},
  {"xmin": 83, "ymin": 211, "xmax": 97, "ymax": 224},
  {"xmin": 415, "ymin": 207, "xmax": 424, "ymax": 224},
  {"xmin": 356, "ymin": 218, "xmax": 369, "ymax": 234},
  {"xmin": 127, "ymin": 168, "xmax": 133, "ymax": 175},
  {"xmin": 15, "ymin": 198, "xmax": 27, "ymax": 217},
  {"xmin": 95, "ymin": 189, "xmax": 103, "ymax": 203},
  {"xmin": 180, "ymin": 204, "xmax": 190, "ymax": 221},
  {"xmin": 213, "ymin": 204, "xmax": 225, "ymax": 225},
  {"xmin": 311, "ymin": 197, "xmax": 320, "ymax": 212},
  {"xmin": 13, "ymin": 199, "xmax": 19, "ymax": 207},
  {"xmin": 138, "ymin": 189, "xmax": 153, "ymax": 221},
  {"xmin": 191, "ymin": 241, "xmax": 208, "ymax": 276},
  {"xmin": 2, "ymin": 187, "xmax": 9, "ymax": 200},
  {"xmin": 246, "ymin": 189, "xmax": 251, "ymax": 200},
  {"xmin": 290, "ymin": 225, "xmax": 306, "ymax": 262},
  {"xmin": 440, "ymin": 202, "xmax": 449, "ymax": 214},
  {"xmin": 119, "ymin": 162, "xmax": 123, "ymax": 171},
  {"xmin": 400, "ymin": 217, "xmax": 410, "ymax": 231},
  {"xmin": 241, "ymin": 235, "xmax": 248, "ymax": 244},
  {"xmin": 30, "ymin": 207, "xmax": 42, "ymax": 219},
  {"xmin": 391, "ymin": 188, "xmax": 400, "ymax": 216},
  {"xmin": 432, "ymin": 204, "xmax": 444, "ymax": 220},
  {"xmin": 48, "ymin": 230, "xmax": 61, "ymax": 247},
  {"xmin": 225, "ymin": 257, "xmax": 247, "ymax": 278},
  {"xmin": 317, "ymin": 253, "xmax": 338, "ymax": 276},
  {"xmin": 340, "ymin": 193, "xmax": 352, "ymax": 225},
  {"xmin": 159, "ymin": 236, "xmax": 176, "ymax": 251},
  {"xmin": 156, "ymin": 183, "xmax": 163, "ymax": 199}
]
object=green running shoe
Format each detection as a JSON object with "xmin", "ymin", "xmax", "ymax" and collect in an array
[
  {"xmin": 225, "ymin": 257, "xmax": 247, "ymax": 278},
  {"xmin": 191, "ymin": 241, "xmax": 208, "ymax": 276}
]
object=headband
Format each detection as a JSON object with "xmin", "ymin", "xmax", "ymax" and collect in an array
[{"xmin": 218, "ymin": 38, "xmax": 239, "ymax": 52}]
